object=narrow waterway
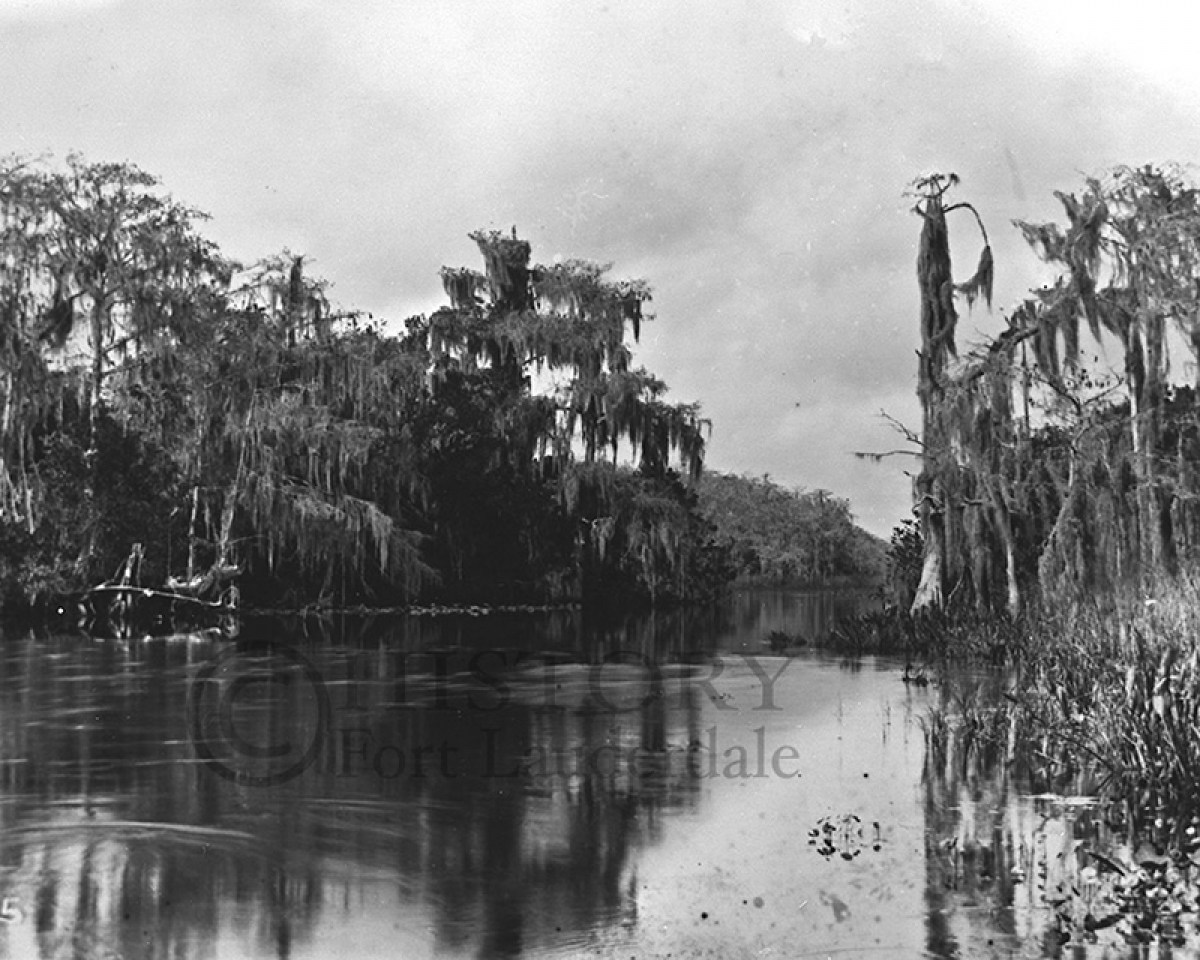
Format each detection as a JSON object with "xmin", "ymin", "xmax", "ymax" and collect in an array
[{"xmin": 0, "ymin": 592, "xmax": 1121, "ymax": 958}]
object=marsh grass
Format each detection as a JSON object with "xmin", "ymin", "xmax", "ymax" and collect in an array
[
  {"xmin": 918, "ymin": 572, "xmax": 1200, "ymax": 948},
  {"xmin": 846, "ymin": 571, "xmax": 1200, "ymax": 831},
  {"xmin": 819, "ymin": 574, "xmax": 1200, "ymax": 946},
  {"xmin": 1016, "ymin": 574, "xmax": 1200, "ymax": 838},
  {"xmin": 921, "ymin": 583, "xmax": 1200, "ymax": 835},
  {"xmin": 823, "ymin": 604, "xmax": 1026, "ymax": 660},
  {"xmin": 920, "ymin": 676, "xmax": 1016, "ymax": 786}
]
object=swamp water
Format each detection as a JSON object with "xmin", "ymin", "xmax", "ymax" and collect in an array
[{"xmin": 0, "ymin": 591, "xmax": 1179, "ymax": 959}]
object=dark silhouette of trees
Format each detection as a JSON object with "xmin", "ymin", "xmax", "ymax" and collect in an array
[{"xmin": 0, "ymin": 157, "xmax": 736, "ymax": 610}]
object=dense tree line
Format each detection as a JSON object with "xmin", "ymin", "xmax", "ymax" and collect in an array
[
  {"xmin": 899, "ymin": 165, "xmax": 1200, "ymax": 616},
  {"xmin": 697, "ymin": 472, "xmax": 884, "ymax": 586},
  {"xmin": 0, "ymin": 155, "xmax": 738, "ymax": 611}
]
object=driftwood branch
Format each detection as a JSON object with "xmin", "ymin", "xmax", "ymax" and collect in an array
[{"xmin": 83, "ymin": 584, "xmax": 231, "ymax": 609}]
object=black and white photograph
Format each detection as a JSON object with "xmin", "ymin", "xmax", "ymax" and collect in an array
[{"xmin": 2, "ymin": 1, "xmax": 1200, "ymax": 957}]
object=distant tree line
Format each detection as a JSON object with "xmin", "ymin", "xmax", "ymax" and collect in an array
[{"xmin": 696, "ymin": 472, "xmax": 885, "ymax": 587}]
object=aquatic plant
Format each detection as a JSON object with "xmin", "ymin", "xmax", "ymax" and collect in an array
[
  {"xmin": 1027, "ymin": 578, "xmax": 1200, "ymax": 835},
  {"xmin": 764, "ymin": 628, "xmax": 806, "ymax": 652},
  {"xmin": 821, "ymin": 603, "xmax": 1025, "ymax": 660},
  {"xmin": 921, "ymin": 572, "xmax": 1200, "ymax": 949}
]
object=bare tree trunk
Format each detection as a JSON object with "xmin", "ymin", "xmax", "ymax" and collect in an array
[
  {"xmin": 1143, "ymin": 312, "xmax": 1176, "ymax": 574},
  {"xmin": 911, "ymin": 535, "xmax": 943, "ymax": 612},
  {"xmin": 216, "ymin": 482, "xmax": 237, "ymax": 570},
  {"xmin": 186, "ymin": 483, "xmax": 202, "ymax": 581},
  {"xmin": 911, "ymin": 469, "xmax": 944, "ymax": 613},
  {"xmin": 908, "ymin": 178, "xmax": 984, "ymax": 614},
  {"xmin": 986, "ymin": 477, "xmax": 1022, "ymax": 618},
  {"xmin": 77, "ymin": 293, "xmax": 109, "ymax": 575},
  {"xmin": 910, "ymin": 191, "xmax": 953, "ymax": 615},
  {"xmin": 1126, "ymin": 322, "xmax": 1172, "ymax": 577},
  {"xmin": 0, "ymin": 373, "xmax": 15, "ymax": 523},
  {"xmin": 1020, "ymin": 340, "xmax": 1031, "ymax": 436},
  {"xmin": 88, "ymin": 295, "xmax": 107, "ymax": 447}
]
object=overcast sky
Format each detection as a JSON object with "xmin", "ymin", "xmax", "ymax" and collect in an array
[{"xmin": 3, "ymin": 0, "xmax": 1200, "ymax": 535}]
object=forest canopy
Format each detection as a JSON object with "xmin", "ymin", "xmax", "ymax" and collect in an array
[
  {"xmin": 0, "ymin": 153, "xmax": 870, "ymax": 614},
  {"xmin": 697, "ymin": 472, "xmax": 884, "ymax": 586}
]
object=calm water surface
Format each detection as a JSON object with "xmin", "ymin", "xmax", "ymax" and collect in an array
[{"xmin": 0, "ymin": 591, "xmax": 1119, "ymax": 958}]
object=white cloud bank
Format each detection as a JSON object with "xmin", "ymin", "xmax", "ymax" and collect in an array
[{"xmin": 2, "ymin": 0, "xmax": 1199, "ymax": 534}]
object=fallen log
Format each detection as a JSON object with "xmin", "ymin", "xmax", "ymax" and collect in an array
[{"xmin": 83, "ymin": 584, "xmax": 232, "ymax": 610}]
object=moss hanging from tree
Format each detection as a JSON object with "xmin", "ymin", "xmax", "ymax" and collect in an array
[{"xmin": 910, "ymin": 173, "xmax": 993, "ymax": 614}]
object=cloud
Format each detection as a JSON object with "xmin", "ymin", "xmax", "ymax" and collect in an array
[
  {"xmin": 2, "ymin": 0, "xmax": 1200, "ymax": 535},
  {"xmin": 0, "ymin": 0, "xmax": 117, "ymax": 16}
]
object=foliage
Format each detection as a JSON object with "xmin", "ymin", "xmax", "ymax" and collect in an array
[
  {"xmin": 903, "ymin": 166, "xmax": 1200, "ymax": 617},
  {"xmin": 1008, "ymin": 577, "xmax": 1200, "ymax": 832},
  {"xmin": 696, "ymin": 471, "xmax": 884, "ymax": 586},
  {"xmin": 0, "ymin": 153, "xmax": 756, "ymax": 611},
  {"xmin": 908, "ymin": 172, "xmax": 998, "ymax": 614},
  {"xmin": 822, "ymin": 604, "xmax": 1024, "ymax": 659},
  {"xmin": 0, "ymin": 411, "xmax": 183, "ymax": 605},
  {"xmin": 417, "ymin": 230, "xmax": 719, "ymax": 608},
  {"xmin": 916, "ymin": 573, "xmax": 1200, "ymax": 949},
  {"xmin": 885, "ymin": 518, "xmax": 923, "ymax": 608},
  {"xmin": 1009, "ymin": 166, "xmax": 1200, "ymax": 589},
  {"xmin": 572, "ymin": 464, "xmax": 734, "ymax": 606}
]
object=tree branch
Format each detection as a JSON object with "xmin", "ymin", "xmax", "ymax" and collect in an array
[
  {"xmin": 944, "ymin": 201, "xmax": 990, "ymax": 247},
  {"xmin": 852, "ymin": 449, "xmax": 920, "ymax": 462},
  {"xmin": 878, "ymin": 409, "xmax": 923, "ymax": 446}
]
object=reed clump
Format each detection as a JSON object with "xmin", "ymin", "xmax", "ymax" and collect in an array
[
  {"xmin": 920, "ymin": 574, "xmax": 1200, "ymax": 832},
  {"xmin": 919, "ymin": 572, "xmax": 1200, "ymax": 949},
  {"xmin": 1017, "ymin": 574, "xmax": 1200, "ymax": 838},
  {"xmin": 823, "ymin": 603, "xmax": 1026, "ymax": 660}
]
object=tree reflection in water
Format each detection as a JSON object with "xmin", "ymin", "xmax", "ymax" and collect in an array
[
  {"xmin": 0, "ymin": 607, "xmax": 730, "ymax": 959},
  {"xmin": 920, "ymin": 667, "xmax": 1127, "ymax": 960}
]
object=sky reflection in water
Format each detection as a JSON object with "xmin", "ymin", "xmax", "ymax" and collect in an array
[{"xmin": 0, "ymin": 592, "xmax": 1113, "ymax": 959}]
